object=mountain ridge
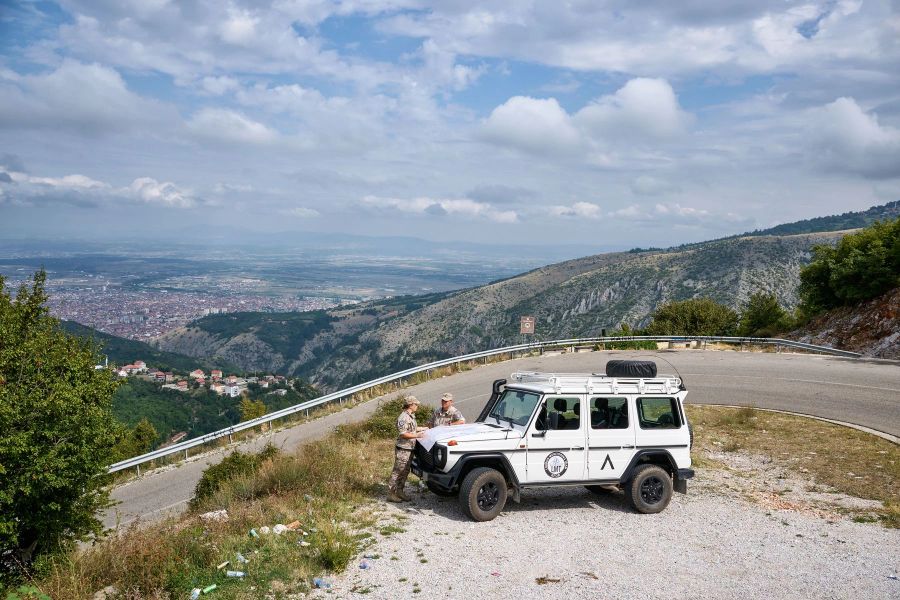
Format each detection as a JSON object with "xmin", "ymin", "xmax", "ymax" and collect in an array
[{"xmin": 154, "ymin": 202, "xmax": 899, "ymax": 389}]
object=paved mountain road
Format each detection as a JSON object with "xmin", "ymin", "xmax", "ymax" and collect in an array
[{"xmin": 105, "ymin": 350, "xmax": 900, "ymax": 529}]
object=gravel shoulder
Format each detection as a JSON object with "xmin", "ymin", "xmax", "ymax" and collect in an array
[{"xmin": 314, "ymin": 458, "xmax": 900, "ymax": 600}]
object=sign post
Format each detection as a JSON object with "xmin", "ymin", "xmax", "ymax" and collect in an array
[
  {"xmin": 520, "ymin": 316, "xmax": 535, "ymax": 334},
  {"xmin": 520, "ymin": 316, "xmax": 535, "ymax": 349}
]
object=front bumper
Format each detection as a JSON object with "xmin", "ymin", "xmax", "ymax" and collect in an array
[{"xmin": 411, "ymin": 448, "xmax": 459, "ymax": 492}]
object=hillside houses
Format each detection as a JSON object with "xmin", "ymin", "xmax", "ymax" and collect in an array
[{"xmin": 116, "ymin": 357, "xmax": 287, "ymax": 398}]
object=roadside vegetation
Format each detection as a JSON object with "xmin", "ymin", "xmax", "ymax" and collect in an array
[
  {"xmin": 0, "ymin": 272, "xmax": 120, "ymax": 588},
  {"xmin": 798, "ymin": 216, "xmax": 900, "ymax": 315},
  {"xmin": 22, "ymin": 398, "xmax": 421, "ymax": 599},
  {"xmin": 687, "ymin": 405, "xmax": 900, "ymax": 527}
]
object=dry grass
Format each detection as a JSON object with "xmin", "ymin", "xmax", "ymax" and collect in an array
[
  {"xmin": 31, "ymin": 397, "xmax": 421, "ymax": 599},
  {"xmin": 687, "ymin": 405, "xmax": 900, "ymax": 526}
]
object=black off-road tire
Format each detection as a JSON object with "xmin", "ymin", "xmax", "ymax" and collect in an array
[
  {"xmin": 689, "ymin": 422, "xmax": 694, "ymax": 448},
  {"xmin": 627, "ymin": 464, "xmax": 673, "ymax": 514},
  {"xmin": 459, "ymin": 467, "xmax": 507, "ymax": 521},
  {"xmin": 427, "ymin": 480, "xmax": 456, "ymax": 497}
]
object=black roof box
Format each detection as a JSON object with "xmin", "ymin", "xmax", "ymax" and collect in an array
[{"xmin": 605, "ymin": 360, "xmax": 657, "ymax": 378}]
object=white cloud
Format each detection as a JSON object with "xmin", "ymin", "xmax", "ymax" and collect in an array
[
  {"xmin": 0, "ymin": 168, "xmax": 199, "ymax": 209},
  {"xmin": 0, "ymin": 60, "xmax": 174, "ymax": 134},
  {"xmin": 201, "ymin": 76, "xmax": 240, "ymax": 95},
  {"xmin": 482, "ymin": 78, "xmax": 692, "ymax": 156},
  {"xmin": 549, "ymin": 202, "xmax": 602, "ymax": 219},
  {"xmin": 187, "ymin": 108, "xmax": 278, "ymax": 145},
  {"xmin": 9, "ymin": 171, "xmax": 109, "ymax": 190},
  {"xmin": 283, "ymin": 206, "xmax": 320, "ymax": 218},
  {"xmin": 805, "ymin": 97, "xmax": 900, "ymax": 179},
  {"xmin": 362, "ymin": 195, "xmax": 517, "ymax": 223},
  {"xmin": 128, "ymin": 178, "xmax": 198, "ymax": 208},
  {"xmin": 574, "ymin": 78, "xmax": 691, "ymax": 140},
  {"xmin": 220, "ymin": 7, "xmax": 260, "ymax": 46},
  {"xmin": 481, "ymin": 96, "xmax": 581, "ymax": 154}
]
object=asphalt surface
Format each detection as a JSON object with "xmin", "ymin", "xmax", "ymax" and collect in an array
[{"xmin": 105, "ymin": 349, "xmax": 900, "ymax": 529}]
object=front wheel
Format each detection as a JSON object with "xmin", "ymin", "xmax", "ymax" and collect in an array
[
  {"xmin": 459, "ymin": 467, "xmax": 507, "ymax": 521},
  {"xmin": 627, "ymin": 464, "xmax": 673, "ymax": 514}
]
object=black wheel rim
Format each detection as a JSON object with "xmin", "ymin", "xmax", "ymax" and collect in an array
[
  {"xmin": 477, "ymin": 481, "xmax": 500, "ymax": 511},
  {"xmin": 640, "ymin": 476, "xmax": 664, "ymax": 505}
]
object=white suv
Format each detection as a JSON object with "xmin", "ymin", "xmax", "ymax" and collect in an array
[{"xmin": 411, "ymin": 360, "xmax": 694, "ymax": 521}]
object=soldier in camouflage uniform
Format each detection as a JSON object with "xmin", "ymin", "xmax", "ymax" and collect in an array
[
  {"xmin": 428, "ymin": 392, "xmax": 466, "ymax": 427},
  {"xmin": 387, "ymin": 396, "xmax": 426, "ymax": 502}
]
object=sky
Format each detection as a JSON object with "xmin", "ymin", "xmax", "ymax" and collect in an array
[{"xmin": 0, "ymin": 0, "xmax": 899, "ymax": 248}]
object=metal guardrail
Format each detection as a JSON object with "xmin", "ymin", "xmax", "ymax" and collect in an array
[{"xmin": 107, "ymin": 335, "xmax": 860, "ymax": 473}]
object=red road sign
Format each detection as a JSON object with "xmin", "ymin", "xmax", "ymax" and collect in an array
[{"xmin": 520, "ymin": 316, "xmax": 535, "ymax": 334}]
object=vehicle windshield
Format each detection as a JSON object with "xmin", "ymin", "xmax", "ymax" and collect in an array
[{"xmin": 488, "ymin": 389, "xmax": 541, "ymax": 427}]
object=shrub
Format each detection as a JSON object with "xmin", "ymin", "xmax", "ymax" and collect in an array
[
  {"xmin": 191, "ymin": 445, "xmax": 280, "ymax": 508},
  {"xmin": 645, "ymin": 298, "xmax": 739, "ymax": 336},
  {"xmin": 738, "ymin": 292, "xmax": 792, "ymax": 337}
]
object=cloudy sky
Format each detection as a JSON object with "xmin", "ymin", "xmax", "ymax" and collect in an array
[{"xmin": 1, "ymin": 1, "xmax": 899, "ymax": 248}]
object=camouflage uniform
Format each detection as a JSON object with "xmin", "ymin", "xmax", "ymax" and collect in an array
[
  {"xmin": 388, "ymin": 410, "xmax": 418, "ymax": 494},
  {"xmin": 428, "ymin": 406, "xmax": 465, "ymax": 427}
]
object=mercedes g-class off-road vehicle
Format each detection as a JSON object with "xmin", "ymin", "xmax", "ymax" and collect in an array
[{"xmin": 411, "ymin": 360, "xmax": 694, "ymax": 521}]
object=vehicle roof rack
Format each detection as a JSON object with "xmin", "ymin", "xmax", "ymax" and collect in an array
[{"xmin": 509, "ymin": 371, "xmax": 684, "ymax": 395}]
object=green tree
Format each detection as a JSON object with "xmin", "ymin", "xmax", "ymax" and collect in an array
[
  {"xmin": 799, "ymin": 218, "xmax": 900, "ymax": 314},
  {"xmin": 239, "ymin": 397, "xmax": 267, "ymax": 422},
  {"xmin": 111, "ymin": 418, "xmax": 159, "ymax": 462},
  {"xmin": 645, "ymin": 298, "xmax": 739, "ymax": 336},
  {"xmin": 738, "ymin": 292, "xmax": 791, "ymax": 337},
  {"xmin": 0, "ymin": 271, "xmax": 120, "ymax": 575}
]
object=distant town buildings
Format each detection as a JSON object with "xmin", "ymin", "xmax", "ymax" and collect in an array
[
  {"xmin": 38, "ymin": 284, "xmax": 349, "ymax": 340},
  {"xmin": 119, "ymin": 357, "xmax": 288, "ymax": 398}
]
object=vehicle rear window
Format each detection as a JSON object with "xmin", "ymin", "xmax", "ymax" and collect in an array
[{"xmin": 637, "ymin": 397, "xmax": 681, "ymax": 429}]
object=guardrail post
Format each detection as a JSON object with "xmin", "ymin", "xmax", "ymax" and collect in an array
[
  {"xmin": 136, "ymin": 464, "xmax": 141, "ymax": 477},
  {"xmin": 229, "ymin": 433, "xmax": 233, "ymax": 444},
  {"xmin": 184, "ymin": 449, "xmax": 188, "ymax": 460}
]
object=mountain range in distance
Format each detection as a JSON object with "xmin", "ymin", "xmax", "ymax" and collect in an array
[{"xmin": 148, "ymin": 201, "xmax": 899, "ymax": 390}]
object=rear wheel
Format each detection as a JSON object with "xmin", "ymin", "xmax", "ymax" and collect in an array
[
  {"xmin": 459, "ymin": 467, "xmax": 507, "ymax": 521},
  {"xmin": 426, "ymin": 480, "xmax": 456, "ymax": 497},
  {"xmin": 627, "ymin": 464, "xmax": 673, "ymax": 514}
]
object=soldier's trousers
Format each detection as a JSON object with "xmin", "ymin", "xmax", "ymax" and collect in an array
[{"xmin": 388, "ymin": 447, "xmax": 413, "ymax": 492}]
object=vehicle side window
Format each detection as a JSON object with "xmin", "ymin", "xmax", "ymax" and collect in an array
[
  {"xmin": 590, "ymin": 397, "xmax": 628, "ymax": 429},
  {"xmin": 637, "ymin": 397, "xmax": 681, "ymax": 429},
  {"xmin": 546, "ymin": 397, "xmax": 581, "ymax": 430}
]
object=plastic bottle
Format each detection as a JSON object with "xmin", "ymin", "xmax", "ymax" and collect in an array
[{"xmin": 225, "ymin": 570, "xmax": 245, "ymax": 578}]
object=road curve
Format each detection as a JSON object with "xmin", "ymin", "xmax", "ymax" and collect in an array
[{"xmin": 105, "ymin": 349, "xmax": 900, "ymax": 529}]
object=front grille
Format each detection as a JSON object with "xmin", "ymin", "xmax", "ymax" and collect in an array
[{"xmin": 414, "ymin": 442, "xmax": 434, "ymax": 469}]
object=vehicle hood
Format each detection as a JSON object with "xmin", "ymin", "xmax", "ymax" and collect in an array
[{"xmin": 419, "ymin": 423, "xmax": 521, "ymax": 450}]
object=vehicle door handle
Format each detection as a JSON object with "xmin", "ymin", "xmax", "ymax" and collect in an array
[
  {"xmin": 621, "ymin": 444, "xmax": 635, "ymax": 449},
  {"xmin": 572, "ymin": 446, "xmax": 585, "ymax": 450}
]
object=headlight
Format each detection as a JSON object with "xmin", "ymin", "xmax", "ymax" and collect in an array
[{"xmin": 433, "ymin": 444, "xmax": 447, "ymax": 468}]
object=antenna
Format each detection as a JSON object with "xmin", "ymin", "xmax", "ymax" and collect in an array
[{"xmin": 618, "ymin": 352, "xmax": 685, "ymax": 384}]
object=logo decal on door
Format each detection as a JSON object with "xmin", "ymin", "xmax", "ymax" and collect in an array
[
  {"xmin": 544, "ymin": 452, "xmax": 568, "ymax": 478},
  {"xmin": 601, "ymin": 454, "xmax": 615, "ymax": 470}
]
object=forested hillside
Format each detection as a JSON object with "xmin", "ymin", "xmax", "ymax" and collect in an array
[{"xmin": 61, "ymin": 320, "xmax": 238, "ymax": 373}]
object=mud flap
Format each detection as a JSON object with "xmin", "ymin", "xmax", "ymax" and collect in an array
[{"xmin": 675, "ymin": 478, "xmax": 687, "ymax": 494}]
